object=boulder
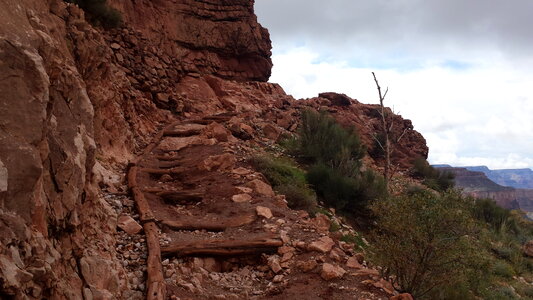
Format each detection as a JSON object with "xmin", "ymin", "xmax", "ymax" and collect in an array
[
  {"xmin": 308, "ymin": 236, "xmax": 335, "ymax": 253},
  {"xmin": 320, "ymin": 263, "xmax": 346, "ymax": 281},
  {"xmin": 204, "ymin": 122, "xmax": 231, "ymax": 142},
  {"xmin": 262, "ymin": 123, "xmax": 281, "ymax": 140},
  {"xmin": 346, "ymin": 256, "xmax": 362, "ymax": 269},
  {"xmin": 246, "ymin": 179, "xmax": 275, "ymax": 197},
  {"xmin": 311, "ymin": 213, "xmax": 331, "ymax": 232},
  {"xmin": 318, "ymin": 92, "xmax": 353, "ymax": 106}
]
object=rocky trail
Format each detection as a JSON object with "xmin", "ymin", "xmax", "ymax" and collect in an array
[{"xmin": 117, "ymin": 114, "xmax": 399, "ymax": 300}]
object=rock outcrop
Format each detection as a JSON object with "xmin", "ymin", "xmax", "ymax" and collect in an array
[{"xmin": 107, "ymin": 0, "xmax": 272, "ymax": 82}]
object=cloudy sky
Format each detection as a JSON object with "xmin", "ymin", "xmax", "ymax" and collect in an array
[{"xmin": 255, "ymin": 0, "xmax": 533, "ymax": 170}]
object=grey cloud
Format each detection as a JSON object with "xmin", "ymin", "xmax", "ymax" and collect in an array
[{"xmin": 255, "ymin": 0, "xmax": 533, "ymax": 65}]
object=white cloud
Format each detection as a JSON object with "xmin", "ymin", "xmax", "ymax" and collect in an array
[{"xmin": 268, "ymin": 48, "xmax": 533, "ymax": 169}]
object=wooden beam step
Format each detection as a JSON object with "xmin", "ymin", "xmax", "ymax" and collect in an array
[
  {"xmin": 160, "ymin": 213, "xmax": 256, "ymax": 232},
  {"xmin": 161, "ymin": 235, "xmax": 282, "ymax": 257}
]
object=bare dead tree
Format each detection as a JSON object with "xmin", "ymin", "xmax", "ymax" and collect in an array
[{"xmin": 371, "ymin": 72, "xmax": 409, "ymax": 188}]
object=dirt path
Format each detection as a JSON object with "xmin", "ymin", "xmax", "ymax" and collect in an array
[{"xmin": 127, "ymin": 114, "xmax": 395, "ymax": 300}]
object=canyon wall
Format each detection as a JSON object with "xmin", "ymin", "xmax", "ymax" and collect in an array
[
  {"xmin": 439, "ymin": 167, "xmax": 533, "ymax": 211},
  {"xmin": 0, "ymin": 0, "xmax": 428, "ymax": 298}
]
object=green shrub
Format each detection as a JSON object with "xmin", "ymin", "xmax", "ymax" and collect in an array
[
  {"xmin": 412, "ymin": 157, "xmax": 455, "ymax": 191},
  {"xmin": 66, "ymin": 0, "xmax": 122, "ymax": 28},
  {"xmin": 293, "ymin": 110, "xmax": 386, "ymax": 214},
  {"xmin": 369, "ymin": 189, "xmax": 487, "ymax": 298},
  {"xmin": 276, "ymin": 184, "xmax": 316, "ymax": 212},
  {"xmin": 250, "ymin": 156, "xmax": 306, "ymax": 187},
  {"xmin": 485, "ymin": 286, "xmax": 519, "ymax": 300},
  {"xmin": 492, "ymin": 261, "xmax": 515, "ymax": 278},
  {"xmin": 298, "ymin": 109, "xmax": 365, "ymax": 177},
  {"xmin": 515, "ymin": 283, "xmax": 533, "ymax": 298},
  {"xmin": 307, "ymin": 163, "xmax": 386, "ymax": 214},
  {"xmin": 473, "ymin": 198, "xmax": 519, "ymax": 234},
  {"xmin": 250, "ymin": 155, "xmax": 316, "ymax": 212}
]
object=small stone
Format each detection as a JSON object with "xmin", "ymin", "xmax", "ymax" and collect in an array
[
  {"xmin": 232, "ymin": 168, "xmax": 252, "ymax": 175},
  {"xmin": 110, "ymin": 43, "xmax": 121, "ymax": 50},
  {"xmin": 329, "ymin": 247, "xmax": 344, "ymax": 262},
  {"xmin": 247, "ymin": 179, "xmax": 275, "ymax": 197},
  {"xmin": 165, "ymin": 269, "xmax": 175, "ymax": 278},
  {"xmin": 232, "ymin": 194, "xmax": 252, "ymax": 203},
  {"xmin": 236, "ymin": 186, "xmax": 253, "ymax": 194},
  {"xmin": 320, "ymin": 263, "xmax": 346, "ymax": 281},
  {"xmin": 281, "ymin": 252, "xmax": 294, "ymax": 263},
  {"xmin": 272, "ymin": 275, "xmax": 284, "ymax": 283},
  {"xmin": 268, "ymin": 257, "xmax": 282, "ymax": 274},
  {"xmin": 346, "ymin": 257, "xmax": 362, "ymax": 269},
  {"xmin": 280, "ymin": 230, "xmax": 290, "ymax": 244},
  {"xmin": 256, "ymin": 206, "xmax": 273, "ymax": 219},
  {"xmin": 160, "ymin": 174, "xmax": 173, "ymax": 182},
  {"xmin": 278, "ymin": 246, "xmax": 295, "ymax": 255},
  {"xmin": 296, "ymin": 260, "xmax": 317, "ymax": 273},
  {"xmin": 117, "ymin": 215, "xmax": 143, "ymax": 235}
]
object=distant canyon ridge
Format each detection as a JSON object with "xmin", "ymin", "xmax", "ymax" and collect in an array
[{"xmin": 435, "ymin": 165, "xmax": 533, "ymax": 217}]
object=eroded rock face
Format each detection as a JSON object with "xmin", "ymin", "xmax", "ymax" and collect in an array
[
  {"xmin": 107, "ymin": 0, "xmax": 272, "ymax": 82},
  {"xmin": 0, "ymin": 1, "xmax": 134, "ymax": 298}
]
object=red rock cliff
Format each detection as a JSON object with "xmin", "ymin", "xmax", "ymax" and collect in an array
[{"xmin": 107, "ymin": 0, "xmax": 272, "ymax": 82}]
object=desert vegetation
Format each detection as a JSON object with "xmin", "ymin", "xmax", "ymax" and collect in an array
[
  {"xmin": 269, "ymin": 109, "xmax": 533, "ymax": 299},
  {"xmin": 412, "ymin": 157, "xmax": 455, "ymax": 191},
  {"xmin": 294, "ymin": 109, "xmax": 387, "ymax": 215}
]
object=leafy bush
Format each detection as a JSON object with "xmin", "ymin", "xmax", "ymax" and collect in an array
[
  {"xmin": 294, "ymin": 110, "xmax": 386, "ymax": 214},
  {"xmin": 369, "ymin": 189, "xmax": 487, "ymax": 298},
  {"xmin": 473, "ymin": 198, "xmax": 519, "ymax": 234},
  {"xmin": 65, "ymin": 0, "xmax": 122, "ymax": 28},
  {"xmin": 250, "ymin": 155, "xmax": 316, "ymax": 212},
  {"xmin": 412, "ymin": 157, "xmax": 455, "ymax": 191},
  {"xmin": 307, "ymin": 164, "xmax": 386, "ymax": 214},
  {"xmin": 276, "ymin": 184, "xmax": 316, "ymax": 212},
  {"xmin": 299, "ymin": 109, "xmax": 365, "ymax": 177}
]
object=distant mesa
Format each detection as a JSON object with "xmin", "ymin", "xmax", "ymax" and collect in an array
[
  {"xmin": 464, "ymin": 166, "xmax": 533, "ymax": 189},
  {"xmin": 435, "ymin": 165, "xmax": 533, "ymax": 216}
]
